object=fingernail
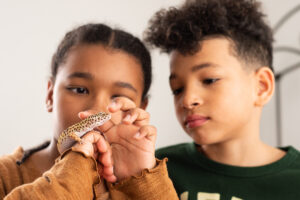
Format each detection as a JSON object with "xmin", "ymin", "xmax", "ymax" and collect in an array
[
  {"xmin": 131, "ymin": 113, "xmax": 138, "ymax": 121},
  {"xmin": 78, "ymin": 112, "xmax": 84, "ymax": 117},
  {"xmin": 123, "ymin": 114, "xmax": 131, "ymax": 122},
  {"xmin": 134, "ymin": 132, "xmax": 141, "ymax": 139},
  {"xmin": 108, "ymin": 101, "xmax": 117, "ymax": 110},
  {"xmin": 78, "ymin": 111, "xmax": 89, "ymax": 119}
]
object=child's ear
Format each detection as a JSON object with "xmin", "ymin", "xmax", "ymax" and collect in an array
[
  {"xmin": 46, "ymin": 78, "xmax": 54, "ymax": 112},
  {"xmin": 254, "ymin": 67, "xmax": 275, "ymax": 107},
  {"xmin": 140, "ymin": 97, "xmax": 149, "ymax": 109}
]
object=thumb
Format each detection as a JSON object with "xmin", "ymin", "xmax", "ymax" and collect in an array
[{"xmin": 78, "ymin": 110, "xmax": 97, "ymax": 120}]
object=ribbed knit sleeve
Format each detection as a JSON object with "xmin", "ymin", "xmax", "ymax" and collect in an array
[
  {"xmin": 2, "ymin": 150, "xmax": 105, "ymax": 200},
  {"xmin": 108, "ymin": 158, "xmax": 179, "ymax": 200}
]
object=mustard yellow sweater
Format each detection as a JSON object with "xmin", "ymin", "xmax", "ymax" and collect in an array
[{"xmin": 0, "ymin": 147, "xmax": 178, "ymax": 200}]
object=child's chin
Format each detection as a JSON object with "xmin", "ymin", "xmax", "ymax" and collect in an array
[
  {"xmin": 188, "ymin": 132, "xmax": 214, "ymax": 145},
  {"xmin": 194, "ymin": 140, "xmax": 216, "ymax": 146},
  {"xmin": 189, "ymin": 130, "xmax": 224, "ymax": 145}
]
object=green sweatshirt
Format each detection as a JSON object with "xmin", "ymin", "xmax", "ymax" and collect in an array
[{"xmin": 156, "ymin": 143, "xmax": 300, "ymax": 200}]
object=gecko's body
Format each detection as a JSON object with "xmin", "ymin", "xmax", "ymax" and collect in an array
[{"xmin": 57, "ymin": 112, "xmax": 111, "ymax": 153}]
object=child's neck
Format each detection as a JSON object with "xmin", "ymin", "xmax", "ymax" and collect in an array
[
  {"xmin": 199, "ymin": 137, "xmax": 286, "ymax": 167},
  {"xmin": 29, "ymin": 138, "xmax": 60, "ymax": 175}
]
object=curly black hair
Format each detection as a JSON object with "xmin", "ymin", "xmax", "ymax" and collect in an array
[
  {"xmin": 144, "ymin": 0, "xmax": 273, "ymax": 70},
  {"xmin": 52, "ymin": 23, "xmax": 152, "ymax": 101}
]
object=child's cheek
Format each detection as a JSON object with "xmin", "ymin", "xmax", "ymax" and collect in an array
[{"xmin": 175, "ymin": 108, "xmax": 185, "ymax": 127}]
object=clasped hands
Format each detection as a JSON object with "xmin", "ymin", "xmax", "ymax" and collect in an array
[{"xmin": 72, "ymin": 97, "xmax": 157, "ymax": 183}]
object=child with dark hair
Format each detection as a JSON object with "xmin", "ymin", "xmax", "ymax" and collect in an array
[
  {"xmin": 144, "ymin": 0, "xmax": 300, "ymax": 199},
  {"xmin": 0, "ymin": 23, "xmax": 177, "ymax": 199}
]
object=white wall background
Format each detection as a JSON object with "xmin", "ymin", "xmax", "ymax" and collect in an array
[{"xmin": 0, "ymin": 0, "xmax": 299, "ymax": 155}]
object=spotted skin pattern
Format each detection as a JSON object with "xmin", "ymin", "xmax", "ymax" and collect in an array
[{"xmin": 57, "ymin": 112, "xmax": 111, "ymax": 153}]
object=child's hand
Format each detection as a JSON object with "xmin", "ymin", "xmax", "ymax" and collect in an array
[
  {"xmin": 72, "ymin": 131, "xmax": 117, "ymax": 183},
  {"xmin": 107, "ymin": 97, "xmax": 156, "ymax": 181},
  {"xmin": 79, "ymin": 97, "xmax": 157, "ymax": 182}
]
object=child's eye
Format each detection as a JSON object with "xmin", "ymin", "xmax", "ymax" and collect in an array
[
  {"xmin": 203, "ymin": 78, "xmax": 220, "ymax": 85},
  {"xmin": 67, "ymin": 87, "xmax": 89, "ymax": 94},
  {"xmin": 172, "ymin": 87, "xmax": 183, "ymax": 96},
  {"xmin": 111, "ymin": 94, "xmax": 132, "ymax": 101},
  {"xmin": 111, "ymin": 94, "xmax": 122, "ymax": 99}
]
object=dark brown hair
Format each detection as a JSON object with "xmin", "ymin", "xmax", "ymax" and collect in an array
[{"xmin": 144, "ymin": 0, "xmax": 274, "ymax": 70}]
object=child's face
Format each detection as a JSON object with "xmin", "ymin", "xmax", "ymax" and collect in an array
[
  {"xmin": 169, "ymin": 38, "xmax": 258, "ymax": 145},
  {"xmin": 46, "ymin": 44, "xmax": 145, "ymax": 140}
]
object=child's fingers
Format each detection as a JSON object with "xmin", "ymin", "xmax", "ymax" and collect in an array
[
  {"xmin": 122, "ymin": 108, "xmax": 150, "ymax": 126},
  {"xmin": 102, "ymin": 173, "xmax": 117, "ymax": 183},
  {"xmin": 78, "ymin": 110, "xmax": 96, "ymax": 120},
  {"xmin": 98, "ymin": 160, "xmax": 114, "ymax": 178},
  {"xmin": 97, "ymin": 163, "xmax": 117, "ymax": 183},
  {"xmin": 83, "ymin": 131, "xmax": 106, "ymax": 146},
  {"xmin": 107, "ymin": 97, "xmax": 136, "ymax": 113},
  {"xmin": 97, "ymin": 140, "xmax": 113, "ymax": 168},
  {"xmin": 101, "ymin": 165, "xmax": 114, "ymax": 175},
  {"xmin": 94, "ymin": 135, "xmax": 117, "ymax": 183},
  {"xmin": 98, "ymin": 150, "xmax": 113, "ymax": 167},
  {"xmin": 106, "ymin": 97, "xmax": 137, "ymax": 126},
  {"xmin": 134, "ymin": 125, "xmax": 157, "ymax": 142},
  {"xmin": 72, "ymin": 131, "xmax": 107, "ymax": 158},
  {"xmin": 95, "ymin": 134, "xmax": 108, "ymax": 153},
  {"xmin": 97, "ymin": 146, "xmax": 117, "ymax": 182}
]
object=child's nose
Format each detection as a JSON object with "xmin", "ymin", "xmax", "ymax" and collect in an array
[
  {"xmin": 181, "ymin": 86, "xmax": 203, "ymax": 109},
  {"xmin": 182, "ymin": 97, "xmax": 201, "ymax": 109},
  {"xmin": 89, "ymin": 95, "xmax": 110, "ymax": 112}
]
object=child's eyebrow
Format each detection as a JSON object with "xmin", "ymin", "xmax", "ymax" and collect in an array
[
  {"xmin": 169, "ymin": 62, "xmax": 219, "ymax": 81},
  {"xmin": 114, "ymin": 82, "xmax": 138, "ymax": 93},
  {"xmin": 191, "ymin": 62, "xmax": 217, "ymax": 72},
  {"xmin": 67, "ymin": 72, "xmax": 93, "ymax": 80}
]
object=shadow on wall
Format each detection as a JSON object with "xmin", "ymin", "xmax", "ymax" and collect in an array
[{"xmin": 272, "ymin": 5, "xmax": 300, "ymax": 146}]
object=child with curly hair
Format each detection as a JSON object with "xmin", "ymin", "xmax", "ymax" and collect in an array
[{"xmin": 144, "ymin": 0, "xmax": 300, "ymax": 199}]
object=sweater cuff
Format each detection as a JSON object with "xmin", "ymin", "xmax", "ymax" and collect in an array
[
  {"xmin": 49, "ymin": 149, "xmax": 102, "ymax": 196},
  {"xmin": 108, "ymin": 158, "xmax": 178, "ymax": 200}
]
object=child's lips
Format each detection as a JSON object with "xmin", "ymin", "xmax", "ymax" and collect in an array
[{"xmin": 185, "ymin": 115, "xmax": 209, "ymax": 128}]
